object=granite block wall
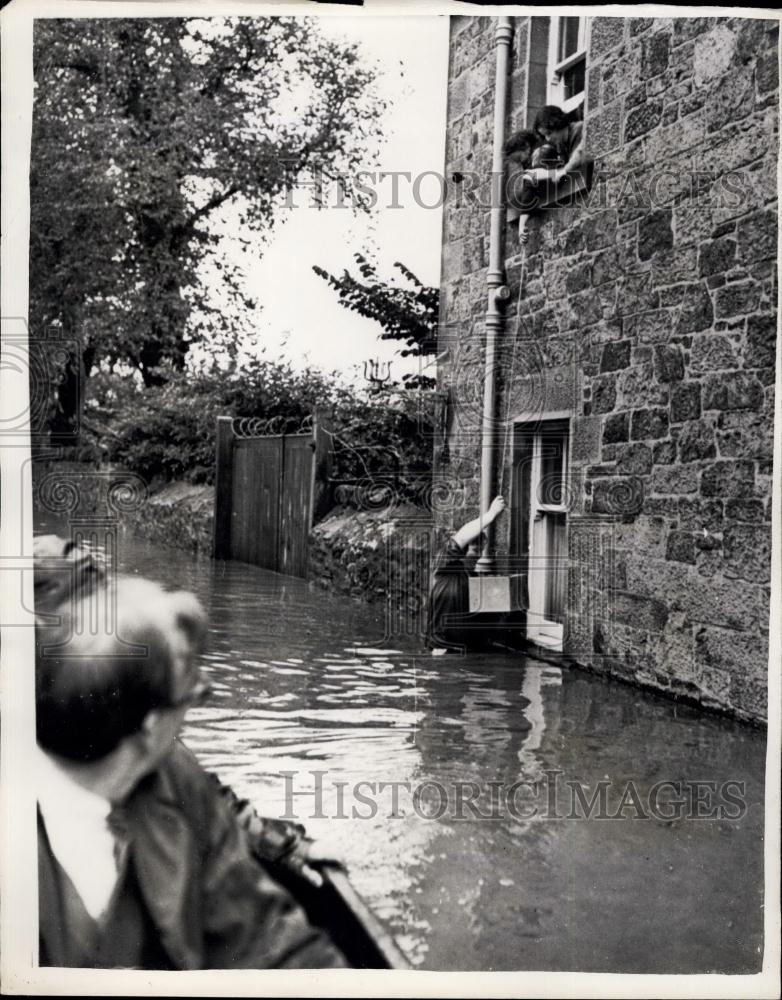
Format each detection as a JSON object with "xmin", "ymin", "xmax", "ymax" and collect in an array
[{"xmin": 436, "ymin": 15, "xmax": 778, "ymax": 722}]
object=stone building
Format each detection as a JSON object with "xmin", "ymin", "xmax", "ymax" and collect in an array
[{"xmin": 435, "ymin": 15, "xmax": 778, "ymax": 723}]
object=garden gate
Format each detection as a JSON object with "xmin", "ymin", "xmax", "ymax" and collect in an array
[{"xmin": 212, "ymin": 414, "xmax": 332, "ymax": 576}]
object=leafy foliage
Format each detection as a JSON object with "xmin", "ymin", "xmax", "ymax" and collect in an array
[
  {"xmin": 312, "ymin": 253, "xmax": 439, "ymax": 389},
  {"xmin": 88, "ymin": 359, "xmax": 435, "ymax": 500},
  {"xmin": 30, "ymin": 17, "xmax": 385, "ymax": 432}
]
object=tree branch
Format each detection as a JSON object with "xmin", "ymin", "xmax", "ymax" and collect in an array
[{"xmin": 184, "ymin": 185, "xmax": 239, "ymax": 229}]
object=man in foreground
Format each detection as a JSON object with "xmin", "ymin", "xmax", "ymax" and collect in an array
[{"xmin": 34, "ymin": 537, "xmax": 346, "ymax": 969}]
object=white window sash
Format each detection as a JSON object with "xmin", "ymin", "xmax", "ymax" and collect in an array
[
  {"xmin": 553, "ymin": 48, "xmax": 587, "ymax": 77},
  {"xmin": 526, "ymin": 426, "xmax": 569, "ymax": 651},
  {"xmin": 547, "ymin": 16, "xmax": 588, "ymax": 113}
]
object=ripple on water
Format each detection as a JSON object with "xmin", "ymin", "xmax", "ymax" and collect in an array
[
  {"xmin": 101, "ymin": 526, "xmax": 769, "ymax": 974},
  {"xmin": 346, "ymin": 647, "xmax": 406, "ymax": 656},
  {"xmin": 316, "ymin": 656, "xmax": 366, "ymax": 665}
]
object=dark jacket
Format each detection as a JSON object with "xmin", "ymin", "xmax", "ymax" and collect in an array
[
  {"xmin": 426, "ymin": 537, "xmax": 471, "ymax": 650},
  {"xmin": 38, "ymin": 742, "xmax": 346, "ymax": 969}
]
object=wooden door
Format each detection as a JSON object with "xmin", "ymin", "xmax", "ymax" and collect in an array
[
  {"xmin": 230, "ymin": 435, "xmax": 282, "ymax": 570},
  {"xmin": 213, "ymin": 415, "xmax": 330, "ymax": 577},
  {"xmin": 279, "ymin": 433, "xmax": 315, "ymax": 578}
]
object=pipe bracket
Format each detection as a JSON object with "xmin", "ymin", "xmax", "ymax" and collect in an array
[{"xmin": 494, "ymin": 285, "xmax": 511, "ymax": 310}]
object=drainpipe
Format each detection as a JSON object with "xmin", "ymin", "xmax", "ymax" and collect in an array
[{"xmin": 475, "ymin": 16, "xmax": 513, "ymax": 575}]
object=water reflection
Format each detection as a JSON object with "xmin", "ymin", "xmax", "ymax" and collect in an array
[{"xmin": 37, "ymin": 521, "xmax": 767, "ymax": 972}]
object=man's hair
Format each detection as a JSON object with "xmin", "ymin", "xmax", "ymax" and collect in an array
[
  {"xmin": 534, "ymin": 105, "xmax": 572, "ymax": 134},
  {"xmin": 35, "ymin": 567, "xmax": 207, "ymax": 763},
  {"xmin": 504, "ymin": 129, "xmax": 539, "ymax": 158}
]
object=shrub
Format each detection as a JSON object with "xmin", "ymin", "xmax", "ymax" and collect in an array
[{"xmin": 87, "ymin": 356, "xmax": 436, "ymax": 501}]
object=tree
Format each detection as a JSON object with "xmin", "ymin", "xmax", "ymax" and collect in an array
[
  {"xmin": 312, "ymin": 253, "xmax": 439, "ymax": 389},
  {"xmin": 29, "ymin": 17, "xmax": 386, "ymax": 436}
]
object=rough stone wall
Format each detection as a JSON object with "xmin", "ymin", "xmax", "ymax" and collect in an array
[
  {"xmin": 31, "ymin": 463, "xmax": 214, "ymax": 555},
  {"xmin": 123, "ymin": 481, "xmax": 215, "ymax": 555},
  {"xmin": 309, "ymin": 505, "xmax": 433, "ymax": 642},
  {"xmin": 436, "ymin": 15, "xmax": 778, "ymax": 722}
]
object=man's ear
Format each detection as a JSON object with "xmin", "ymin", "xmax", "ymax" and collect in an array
[{"xmin": 168, "ymin": 591, "xmax": 207, "ymax": 652}]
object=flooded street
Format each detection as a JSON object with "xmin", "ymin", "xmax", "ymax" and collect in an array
[{"xmin": 109, "ymin": 527, "xmax": 765, "ymax": 972}]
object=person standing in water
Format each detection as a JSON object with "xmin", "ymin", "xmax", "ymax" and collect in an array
[{"xmin": 427, "ymin": 495, "xmax": 507, "ymax": 655}]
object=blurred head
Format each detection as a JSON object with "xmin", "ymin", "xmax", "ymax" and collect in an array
[
  {"xmin": 504, "ymin": 129, "xmax": 539, "ymax": 169},
  {"xmin": 35, "ymin": 557, "xmax": 208, "ymax": 764},
  {"xmin": 33, "ymin": 534, "xmax": 107, "ymax": 622},
  {"xmin": 532, "ymin": 142, "xmax": 562, "ymax": 169},
  {"xmin": 534, "ymin": 105, "xmax": 571, "ymax": 143}
]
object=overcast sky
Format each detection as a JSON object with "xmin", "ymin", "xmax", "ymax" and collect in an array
[{"xmin": 211, "ymin": 15, "xmax": 450, "ymax": 386}]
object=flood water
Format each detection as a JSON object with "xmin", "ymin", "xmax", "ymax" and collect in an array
[{"xmin": 88, "ymin": 527, "xmax": 768, "ymax": 971}]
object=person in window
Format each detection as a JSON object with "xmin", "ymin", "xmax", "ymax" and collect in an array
[
  {"xmin": 427, "ymin": 495, "xmax": 506, "ymax": 654},
  {"xmin": 528, "ymin": 104, "xmax": 584, "ymax": 185},
  {"xmin": 34, "ymin": 536, "xmax": 347, "ymax": 969},
  {"xmin": 504, "ymin": 129, "xmax": 541, "ymax": 247},
  {"xmin": 531, "ymin": 138, "xmax": 564, "ymax": 172},
  {"xmin": 506, "ymin": 106, "xmax": 585, "ymax": 248}
]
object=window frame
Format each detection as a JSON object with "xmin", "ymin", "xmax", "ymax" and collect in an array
[
  {"xmin": 546, "ymin": 16, "xmax": 589, "ymax": 115},
  {"xmin": 511, "ymin": 416, "xmax": 571, "ymax": 652}
]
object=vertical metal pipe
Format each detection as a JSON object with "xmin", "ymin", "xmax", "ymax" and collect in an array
[{"xmin": 475, "ymin": 16, "xmax": 513, "ymax": 575}]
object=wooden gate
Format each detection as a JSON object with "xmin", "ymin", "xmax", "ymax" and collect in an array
[{"xmin": 212, "ymin": 414, "xmax": 332, "ymax": 576}]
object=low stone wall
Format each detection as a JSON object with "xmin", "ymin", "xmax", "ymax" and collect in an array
[
  {"xmin": 30, "ymin": 461, "xmax": 214, "ymax": 557},
  {"xmin": 127, "ymin": 484, "xmax": 435, "ymax": 641},
  {"xmin": 124, "ymin": 481, "xmax": 215, "ymax": 556},
  {"xmin": 308, "ymin": 504, "xmax": 434, "ymax": 637}
]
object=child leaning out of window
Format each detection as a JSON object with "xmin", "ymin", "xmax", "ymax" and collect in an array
[{"xmin": 506, "ymin": 106, "xmax": 586, "ymax": 247}]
